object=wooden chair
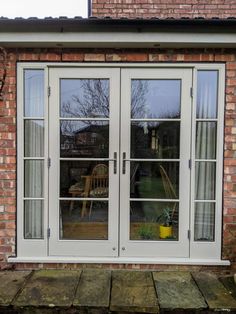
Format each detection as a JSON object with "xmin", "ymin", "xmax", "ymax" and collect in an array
[
  {"xmin": 88, "ymin": 164, "xmax": 109, "ymax": 218},
  {"xmin": 159, "ymin": 165, "xmax": 178, "ymax": 223}
]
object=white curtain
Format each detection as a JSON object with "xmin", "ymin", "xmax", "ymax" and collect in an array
[
  {"xmin": 195, "ymin": 72, "xmax": 216, "ymax": 241},
  {"xmin": 24, "ymin": 70, "xmax": 44, "ymax": 239}
]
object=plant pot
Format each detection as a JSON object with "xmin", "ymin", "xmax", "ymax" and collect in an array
[{"xmin": 159, "ymin": 225, "xmax": 173, "ymax": 239}]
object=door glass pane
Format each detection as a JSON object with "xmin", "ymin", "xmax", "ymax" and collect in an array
[
  {"xmin": 194, "ymin": 202, "xmax": 215, "ymax": 241},
  {"xmin": 60, "ymin": 200, "xmax": 108, "ymax": 240},
  {"xmin": 131, "ymin": 80, "xmax": 181, "ymax": 119},
  {"xmin": 24, "ymin": 69, "xmax": 44, "ymax": 117},
  {"xmin": 24, "ymin": 160, "xmax": 44, "ymax": 197},
  {"xmin": 24, "ymin": 120, "xmax": 44, "ymax": 157},
  {"xmin": 24, "ymin": 200, "xmax": 43, "ymax": 239},
  {"xmin": 130, "ymin": 201, "xmax": 179, "ymax": 241},
  {"xmin": 60, "ymin": 120, "xmax": 109, "ymax": 158},
  {"xmin": 60, "ymin": 79, "xmax": 109, "ymax": 118},
  {"xmin": 60, "ymin": 161, "xmax": 109, "ymax": 198},
  {"xmin": 130, "ymin": 162, "xmax": 179, "ymax": 199},
  {"xmin": 196, "ymin": 122, "xmax": 216, "ymax": 159},
  {"xmin": 197, "ymin": 71, "xmax": 218, "ymax": 119},
  {"xmin": 131, "ymin": 121, "xmax": 180, "ymax": 159},
  {"xmin": 195, "ymin": 162, "xmax": 215, "ymax": 200}
]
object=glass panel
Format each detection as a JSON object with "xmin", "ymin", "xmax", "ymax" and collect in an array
[
  {"xmin": 60, "ymin": 161, "xmax": 109, "ymax": 198},
  {"xmin": 131, "ymin": 80, "xmax": 181, "ymax": 119},
  {"xmin": 194, "ymin": 202, "xmax": 215, "ymax": 241},
  {"xmin": 60, "ymin": 79, "xmax": 109, "ymax": 118},
  {"xmin": 24, "ymin": 120, "xmax": 44, "ymax": 157},
  {"xmin": 196, "ymin": 122, "xmax": 216, "ymax": 159},
  {"xmin": 130, "ymin": 162, "xmax": 179, "ymax": 199},
  {"xmin": 130, "ymin": 201, "xmax": 178, "ymax": 241},
  {"xmin": 197, "ymin": 71, "xmax": 218, "ymax": 119},
  {"xmin": 24, "ymin": 160, "xmax": 44, "ymax": 198},
  {"xmin": 24, "ymin": 70, "xmax": 44, "ymax": 117},
  {"xmin": 131, "ymin": 121, "xmax": 180, "ymax": 159},
  {"xmin": 60, "ymin": 120, "xmax": 109, "ymax": 158},
  {"xmin": 60, "ymin": 200, "xmax": 108, "ymax": 240},
  {"xmin": 24, "ymin": 200, "xmax": 43, "ymax": 239},
  {"xmin": 195, "ymin": 162, "xmax": 215, "ymax": 200}
]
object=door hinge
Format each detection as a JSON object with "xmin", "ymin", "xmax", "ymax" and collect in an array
[
  {"xmin": 47, "ymin": 228, "xmax": 51, "ymax": 238},
  {"xmin": 47, "ymin": 86, "xmax": 51, "ymax": 97},
  {"xmin": 47, "ymin": 157, "xmax": 51, "ymax": 168},
  {"xmin": 188, "ymin": 159, "xmax": 192, "ymax": 169},
  {"xmin": 190, "ymin": 87, "xmax": 193, "ymax": 98},
  {"xmin": 187, "ymin": 229, "xmax": 191, "ymax": 240}
]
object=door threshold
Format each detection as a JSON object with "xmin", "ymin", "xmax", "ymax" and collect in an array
[{"xmin": 8, "ymin": 256, "xmax": 230, "ymax": 266}]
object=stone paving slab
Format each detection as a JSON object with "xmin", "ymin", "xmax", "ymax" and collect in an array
[
  {"xmin": 74, "ymin": 269, "xmax": 111, "ymax": 310},
  {"xmin": 110, "ymin": 270, "xmax": 159, "ymax": 313},
  {"xmin": 193, "ymin": 272, "xmax": 236, "ymax": 311},
  {"xmin": 13, "ymin": 270, "xmax": 81, "ymax": 308},
  {"xmin": 220, "ymin": 276, "xmax": 236, "ymax": 299},
  {"xmin": 0, "ymin": 271, "xmax": 31, "ymax": 307},
  {"xmin": 0, "ymin": 270, "xmax": 236, "ymax": 313},
  {"xmin": 153, "ymin": 272, "xmax": 207, "ymax": 310}
]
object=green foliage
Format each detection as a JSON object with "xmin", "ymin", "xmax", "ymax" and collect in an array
[
  {"xmin": 138, "ymin": 224, "xmax": 155, "ymax": 240},
  {"xmin": 157, "ymin": 207, "xmax": 173, "ymax": 226}
]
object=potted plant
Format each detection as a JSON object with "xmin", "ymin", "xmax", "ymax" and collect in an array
[
  {"xmin": 138, "ymin": 223, "xmax": 155, "ymax": 240},
  {"xmin": 157, "ymin": 208, "xmax": 173, "ymax": 239}
]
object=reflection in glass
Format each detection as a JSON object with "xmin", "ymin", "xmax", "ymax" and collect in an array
[
  {"xmin": 131, "ymin": 80, "xmax": 181, "ymax": 119},
  {"xmin": 24, "ymin": 120, "xmax": 44, "ymax": 157},
  {"xmin": 130, "ymin": 201, "xmax": 178, "ymax": 241},
  {"xmin": 60, "ymin": 201, "xmax": 108, "ymax": 240},
  {"xmin": 197, "ymin": 71, "xmax": 218, "ymax": 119},
  {"xmin": 194, "ymin": 202, "xmax": 215, "ymax": 241},
  {"xmin": 60, "ymin": 120, "xmax": 109, "ymax": 158},
  {"xmin": 24, "ymin": 200, "xmax": 43, "ymax": 239},
  {"xmin": 131, "ymin": 121, "xmax": 180, "ymax": 159},
  {"xmin": 60, "ymin": 79, "xmax": 109, "ymax": 118},
  {"xmin": 24, "ymin": 70, "xmax": 44, "ymax": 117},
  {"xmin": 24, "ymin": 160, "xmax": 44, "ymax": 198},
  {"xmin": 195, "ymin": 162, "xmax": 215, "ymax": 200},
  {"xmin": 60, "ymin": 161, "xmax": 109, "ymax": 198},
  {"xmin": 130, "ymin": 162, "xmax": 179, "ymax": 199},
  {"xmin": 196, "ymin": 122, "xmax": 216, "ymax": 159}
]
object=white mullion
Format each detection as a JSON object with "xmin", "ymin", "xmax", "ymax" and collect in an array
[
  {"xmin": 23, "ymin": 117, "xmax": 44, "ymax": 120},
  {"xmin": 59, "ymin": 117, "xmax": 109, "ymax": 121},
  {"xmin": 195, "ymin": 159, "xmax": 217, "ymax": 163},
  {"xmin": 130, "ymin": 198, "xmax": 179, "ymax": 202},
  {"xmin": 60, "ymin": 158, "xmax": 110, "ymax": 161},
  {"xmin": 127, "ymin": 158, "xmax": 180, "ymax": 162},
  {"xmin": 131, "ymin": 118, "xmax": 181, "ymax": 122},
  {"xmin": 59, "ymin": 197, "xmax": 108, "ymax": 201},
  {"xmin": 194, "ymin": 200, "xmax": 216, "ymax": 203}
]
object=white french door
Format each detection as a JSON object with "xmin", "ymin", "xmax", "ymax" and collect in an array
[{"xmin": 48, "ymin": 67, "xmax": 192, "ymax": 257}]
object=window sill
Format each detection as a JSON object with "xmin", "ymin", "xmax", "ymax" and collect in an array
[{"xmin": 8, "ymin": 256, "xmax": 230, "ymax": 266}]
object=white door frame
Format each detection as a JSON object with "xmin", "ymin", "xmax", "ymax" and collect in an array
[
  {"xmin": 48, "ymin": 67, "xmax": 120, "ymax": 257},
  {"xmin": 120, "ymin": 68, "xmax": 193, "ymax": 257}
]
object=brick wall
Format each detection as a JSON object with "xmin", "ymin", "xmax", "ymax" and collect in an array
[
  {"xmin": 92, "ymin": 0, "xmax": 236, "ymax": 18},
  {"xmin": 0, "ymin": 48, "xmax": 235, "ymax": 272}
]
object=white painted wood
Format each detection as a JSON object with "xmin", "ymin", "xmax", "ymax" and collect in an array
[
  {"xmin": 120, "ymin": 68, "xmax": 192, "ymax": 257},
  {"xmin": 7, "ymin": 256, "xmax": 230, "ymax": 266},
  {"xmin": 190, "ymin": 64, "xmax": 225, "ymax": 260},
  {"xmin": 2, "ymin": 32, "xmax": 236, "ymax": 48},
  {"xmin": 16, "ymin": 62, "xmax": 225, "ymax": 262},
  {"xmin": 48, "ymin": 68, "xmax": 120, "ymax": 257},
  {"xmin": 16, "ymin": 63, "xmax": 48, "ymax": 257}
]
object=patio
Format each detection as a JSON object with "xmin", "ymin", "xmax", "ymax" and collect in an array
[{"xmin": 0, "ymin": 269, "xmax": 236, "ymax": 313}]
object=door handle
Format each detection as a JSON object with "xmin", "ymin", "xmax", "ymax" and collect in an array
[
  {"xmin": 122, "ymin": 152, "xmax": 126, "ymax": 174},
  {"xmin": 103, "ymin": 152, "xmax": 117, "ymax": 174}
]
